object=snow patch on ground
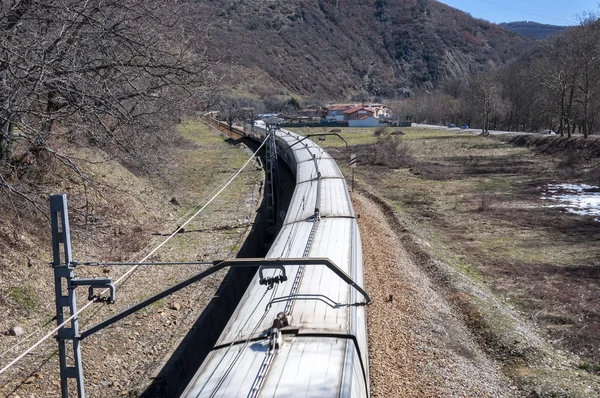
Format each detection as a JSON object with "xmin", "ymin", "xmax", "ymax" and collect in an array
[{"xmin": 541, "ymin": 183, "xmax": 600, "ymax": 220}]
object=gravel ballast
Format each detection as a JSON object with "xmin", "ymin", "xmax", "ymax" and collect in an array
[{"xmin": 354, "ymin": 192, "xmax": 517, "ymax": 397}]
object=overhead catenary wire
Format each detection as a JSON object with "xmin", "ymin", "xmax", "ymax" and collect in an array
[
  {"xmin": 192, "ymin": 287, "xmax": 272, "ymax": 398},
  {"xmin": 0, "ymin": 128, "xmax": 259, "ymax": 371},
  {"xmin": 73, "ymin": 167, "xmax": 254, "ymax": 329},
  {"xmin": 206, "ymin": 281, "xmax": 280, "ymax": 398},
  {"xmin": 113, "ymin": 143, "xmax": 251, "ymax": 266},
  {"xmin": 117, "ymin": 174, "xmax": 238, "ymax": 265},
  {"xmin": 0, "ymin": 133, "xmax": 269, "ymax": 378}
]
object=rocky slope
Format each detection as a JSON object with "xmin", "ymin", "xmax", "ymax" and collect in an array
[{"xmin": 185, "ymin": 0, "xmax": 532, "ymax": 99}]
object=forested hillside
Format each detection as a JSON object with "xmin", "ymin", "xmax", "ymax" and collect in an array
[
  {"xmin": 500, "ymin": 21, "xmax": 568, "ymax": 40},
  {"xmin": 407, "ymin": 17, "xmax": 600, "ymax": 136},
  {"xmin": 185, "ymin": 0, "xmax": 531, "ymax": 99}
]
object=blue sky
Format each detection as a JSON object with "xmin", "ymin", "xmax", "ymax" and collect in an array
[{"xmin": 439, "ymin": 0, "xmax": 599, "ymax": 25}]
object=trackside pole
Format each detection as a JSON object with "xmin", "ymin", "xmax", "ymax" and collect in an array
[
  {"xmin": 50, "ymin": 195, "xmax": 116, "ymax": 398},
  {"xmin": 350, "ymin": 154, "xmax": 356, "ymax": 192},
  {"xmin": 265, "ymin": 122, "xmax": 278, "ymax": 235},
  {"xmin": 50, "ymin": 194, "xmax": 85, "ymax": 398}
]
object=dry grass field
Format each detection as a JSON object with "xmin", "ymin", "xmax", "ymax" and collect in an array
[{"xmin": 293, "ymin": 126, "xmax": 600, "ymax": 396}]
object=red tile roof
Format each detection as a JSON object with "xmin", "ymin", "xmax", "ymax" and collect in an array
[
  {"xmin": 328, "ymin": 103, "xmax": 359, "ymax": 111},
  {"xmin": 344, "ymin": 107, "xmax": 374, "ymax": 115}
]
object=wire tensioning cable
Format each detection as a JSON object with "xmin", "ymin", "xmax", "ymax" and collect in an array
[
  {"xmin": 0, "ymin": 134, "xmax": 269, "ymax": 377},
  {"xmin": 193, "ymin": 284, "xmax": 274, "ymax": 398},
  {"xmin": 0, "ymin": 129, "xmax": 262, "ymax": 372}
]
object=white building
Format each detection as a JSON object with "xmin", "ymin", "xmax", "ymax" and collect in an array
[{"xmin": 348, "ymin": 115, "xmax": 380, "ymax": 127}]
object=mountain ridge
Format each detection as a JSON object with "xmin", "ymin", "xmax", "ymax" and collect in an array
[
  {"xmin": 187, "ymin": 0, "xmax": 532, "ymax": 99},
  {"xmin": 499, "ymin": 21, "xmax": 568, "ymax": 40}
]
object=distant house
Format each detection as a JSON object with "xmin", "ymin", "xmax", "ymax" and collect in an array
[
  {"xmin": 344, "ymin": 107, "xmax": 375, "ymax": 121},
  {"xmin": 325, "ymin": 103, "xmax": 390, "ymax": 125},
  {"xmin": 326, "ymin": 104, "xmax": 358, "ymax": 122},
  {"xmin": 299, "ymin": 105, "xmax": 326, "ymax": 119},
  {"xmin": 365, "ymin": 104, "xmax": 392, "ymax": 120}
]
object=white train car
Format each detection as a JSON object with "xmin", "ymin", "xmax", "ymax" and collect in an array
[{"xmin": 181, "ymin": 122, "xmax": 369, "ymax": 398}]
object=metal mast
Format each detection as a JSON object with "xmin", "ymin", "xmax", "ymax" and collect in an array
[
  {"xmin": 50, "ymin": 195, "xmax": 115, "ymax": 398},
  {"xmin": 264, "ymin": 121, "xmax": 278, "ymax": 235},
  {"xmin": 50, "ymin": 195, "xmax": 85, "ymax": 398}
]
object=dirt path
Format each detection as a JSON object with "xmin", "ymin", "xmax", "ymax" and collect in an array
[{"xmin": 353, "ymin": 192, "xmax": 517, "ymax": 397}]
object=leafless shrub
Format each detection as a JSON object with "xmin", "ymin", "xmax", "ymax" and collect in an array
[
  {"xmin": 359, "ymin": 136, "xmax": 415, "ymax": 169},
  {"xmin": 373, "ymin": 126, "xmax": 387, "ymax": 137},
  {"xmin": 476, "ymin": 193, "xmax": 495, "ymax": 212}
]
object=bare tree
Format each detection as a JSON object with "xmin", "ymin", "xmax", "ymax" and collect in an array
[
  {"xmin": 535, "ymin": 33, "xmax": 579, "ymax": 137},
  {"xmin": 468, "ymin": 75, "xmax": 506, "ymax": 134},
  {"xmin": 0, "ymin": 0, "xmax": 220, "ymax": 215},
  {"xmin": 498, "ymin": 59, "xmax": 540, "ymax": 131},
  {"xmin": 573, "ymin": 18, "xmax": 600, "ymax": 138}
]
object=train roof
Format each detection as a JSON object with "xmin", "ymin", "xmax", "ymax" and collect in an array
[
  {"xmin": 180, "ymin": 126, "xmax": 368, "ymax": 398},
  {"xmin": 182, "ymin": 336, "xmax": 366, "ymax": 398}
]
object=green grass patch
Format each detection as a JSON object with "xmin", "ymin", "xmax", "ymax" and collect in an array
[
  {"xmin": 476, "ymin": 235, "xmax": 539, "ymax": 262},
  {"xmin": 579, "ymin": 361, "xmax": 600, "ymax": 373},
  {"xmin": 156, "ymin": 118, "xmax": 259, "ymax": 260},
  {"xmin": 9, "ymin": 286, "xmax": 37, "ymax": 311},
  {"xmin": 177, "ymin": 120, "xmax": 225, "ymax": 145},
  {"xmin": 457, "ymin": 261, "xmax": 481, "ymax": 279},
  {"xmin": 477, "ymin": 178, "xmax": 515, "ymax": 191},
  {"xmin": 389, "ymin": 199, "xmax": 408, "ymax": 213}
]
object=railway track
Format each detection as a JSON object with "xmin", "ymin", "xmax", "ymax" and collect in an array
[{"xmin": 204, "ymin": 116, "xmax": 246, "ymax": 141}]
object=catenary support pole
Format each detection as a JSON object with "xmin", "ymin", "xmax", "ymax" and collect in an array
[
  {"xmin": 265, "ymin": 123, "xmax": 278, "ymax": 235},
  {"xmin": 50, "ymin": 194, "xmax": 85, "ymax": 398}
]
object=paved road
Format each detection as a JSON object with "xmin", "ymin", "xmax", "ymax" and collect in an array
[{"xmin": 413, "ymin": 123, "xmax": 531, "ymax": 136}]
